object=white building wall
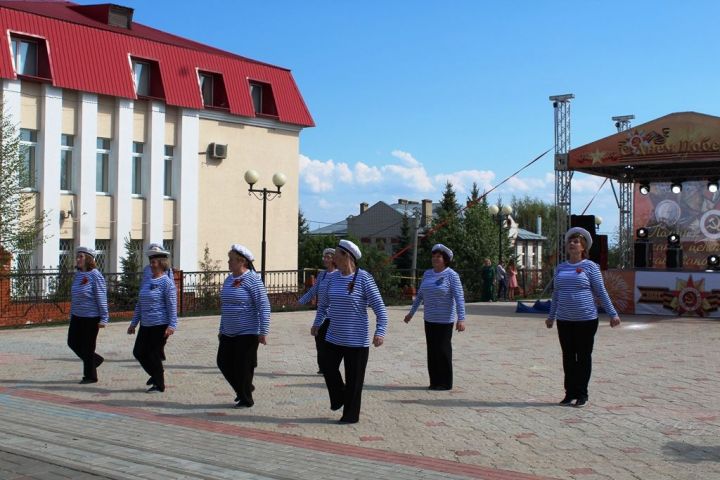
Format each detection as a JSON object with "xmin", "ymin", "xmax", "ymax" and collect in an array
[
  {"xmin": 111, "ymin": 98, "xmax": 133, "ymax": 271},
  {"xmin": 176, "ymin": 109, "xmax": 199, "ymax": 271},
  {"xmin": 76, "ymin": 93, "xmax": 98, "ymax": 249},
  {"xmin": 146, "ymin": 101, "xmax": 165, "ymax": 252},
  {"xmin": 37, "ymin": 85, "xmax": 62, "ymax": 268}
]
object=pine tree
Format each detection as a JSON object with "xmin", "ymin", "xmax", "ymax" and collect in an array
[
  {"xmin": 393, "ymin": 214, "xmax": 413, "ymax": 273},
  {"xmin": 115, "ymin": 235, "xmax": 142, "ymax": 310}
]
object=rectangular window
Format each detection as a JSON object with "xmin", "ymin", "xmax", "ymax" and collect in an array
[
  {"xmin": 96, "ymin": 138, "xmax": 110, "ymax": 193},
  {"xmin": 250, "ymin": 83, "xmax": 263, "ymax": 113},
  {"xmin": 132, "ymin": 60, "xmax": 150, "ymax": 96},
  {"xmin": 19, "ymin": 129, "xmax": 37, "ymax": 189},
  {"xmin": 60, "ymin": 134, "xmax": 74, "ymax": 191},
  {"xmin": 164, "ymin": 145, "xmax": 173, "ymax": 197},
  {"xmin": 58, "ymin": 239, "xmax": 74, "ymax": 271},
  {"xmin": 10, "ymin": 37, "xmax": 38, "ymax": 76},
  {"xmin": 199, "ymin": 73, "xmax": 213, "ymax": 106},
  {"xmin": 162, "ymin": 240, "xmax": 174, "ymax": 260},
  {"xmin": 94, "ymin": 240, "xmax": 109, "ymax": 271},
  {"xmin": 131, "ymin": 142, "xmax": 144, "ymax": 195}
]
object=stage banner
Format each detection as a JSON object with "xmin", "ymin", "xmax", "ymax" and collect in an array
[
  {"xmin": 601, "ymin": 270, "xmax": 637, "ymax": 315},
  {"xmin": 634, "ymin": 180, "xmax": 720, "ymax": 270},
  {"xmin": 635, "ymin": 270, "xmax": 720, "ymax": 317}
]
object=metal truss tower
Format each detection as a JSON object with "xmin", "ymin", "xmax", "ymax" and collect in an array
[
  {"xmin": 550, "ymin": 94, "xmax": 574, "ymax": 265},
  {"xmin": 613, "ymin": 115, "xmax": 635, "ymax": 269}
]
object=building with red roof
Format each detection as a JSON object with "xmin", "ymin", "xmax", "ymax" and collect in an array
[{"xmin": 1, "ymin": 0, "xmax": 313, "ymax": 273}]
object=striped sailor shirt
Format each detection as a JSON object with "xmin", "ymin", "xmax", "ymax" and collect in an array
[
  {"xmin": 548, "ymin": 259, "xmax": 618, "ymax": 321},
  {"xmin": 70, "ymin": 269, "xmax": 109, "ymax": 324},
  {"xmin": 219, "ymin": 271, "xmax": 271, "ymax": 336},
  {"xmin": 131, "ymin": 275, "xmax": 178, "ymax": 329},
  {"xmin": 409, "ymin": 267, "xmax": 466, "ymax": 324},
  {"xmin": 319, "ymin": 270, "xmax": 388, "ymax": 348}
]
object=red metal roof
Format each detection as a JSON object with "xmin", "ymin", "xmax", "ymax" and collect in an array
[{"xmin": 0, "ymin": 1, "xmax": 314, "ymax": 127}]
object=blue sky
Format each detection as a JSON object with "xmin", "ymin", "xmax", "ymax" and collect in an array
[{"xmin": 119, "ymin": 0, "xmax": 720, "ymax": 240}]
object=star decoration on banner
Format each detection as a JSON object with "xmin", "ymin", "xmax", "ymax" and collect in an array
[{"xmin": 667, "ymin": 276, "xmax": 712, "ymax": 316}]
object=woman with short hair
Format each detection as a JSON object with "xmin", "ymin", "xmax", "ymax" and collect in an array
[
  {"xmin": 404, "ymin": 244, "xmax": 466, "ymax": 391},
  {"xmin": 127, "ymin": 246, "xmax": 177, "ymax": 393},
  {"xmin": 217, "ymin": 244, "xmax": 270, "ymax": 408},
  {"xmin": 68, "ymin": 246, "xmax": 109, "ymax": 384},
  {"xmin": 546, "ymin": 227, "xmax": 621, "ymax": 408},
  {"xmin": 316, "ymin": 239, "xmax": 387, "ymax": 424}
]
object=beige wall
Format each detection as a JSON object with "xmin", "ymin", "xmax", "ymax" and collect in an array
[
  {"xmin": 20, "ymin": 82, "xmax": 40, "ymax": 129},
  {"xmin": 97, "ymin": 95, "xmax": 114, "ymax": 139},
  {"xmin": 197, "ymin": 119, "xmax": 300, "ymax": 271},
  {"xmin": 133, "ymin": 100, "xmax": 147, "ymax": 142},
  {"xmin": 96, "ymin": 195, "xmax": 112, "ymax": 239},
  {"xmin": 59, "ymin": 194, "xmax": 75, "ymax": 238},
  {"xmin": 131, "ymin": 198, "xmax": 145, "ymax": 239},
  {"xmin": 61, "ymin": 90, "xmax": 77, "ymax": 135},
  {"xmin": 165, "ymin": 106, "xmax": 177, "ymax": 145},
  {"xmin": 163, "ymin": 199, "xmax": 175, "ymax": 239}
]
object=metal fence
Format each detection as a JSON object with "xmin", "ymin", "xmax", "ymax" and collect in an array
[{"xmin": 1, "ymin": 267, "xmax": 550, "ymax": 319}]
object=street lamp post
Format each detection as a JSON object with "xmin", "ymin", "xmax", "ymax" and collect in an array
[
  {"xmin": 488, "ymin": 204, "xmax": 513, "ymax": 264},
  {"xmin": 244, "ymin": 170, "xmax": 286, "ymax": 283}
]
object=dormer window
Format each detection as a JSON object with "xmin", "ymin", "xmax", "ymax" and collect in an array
[
  {"xmin": 249, "ymin": 81, "xmax": 277, "ymax": 116},
  {"xmin": 198, "ymin": 71, "xmax": 229, "ymax": 109},
  {"xmin": 11, "ymin": 37, "xmax": 37, "ymax": 76},
  {"xmin": 10, "ymin": 34, "xmax": 52, "ymax": 79},
  {"xmin": 130, "ymin": 57, "xmax": 164, "ymax": 99}
]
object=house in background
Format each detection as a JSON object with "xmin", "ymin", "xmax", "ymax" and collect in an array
[{"xmin": 0, "ymin": 1, "xmax": 313, "ymax": 272}]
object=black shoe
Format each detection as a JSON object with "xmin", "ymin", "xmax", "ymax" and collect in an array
[
  {"xmin": 317, "ymin": 370, "xmax": 323, "ymax": 375},
  {"xmin": 146, "ymin": 377, "xmax": 155, "ymax": 386},
  {"xmin": 428, "ymin": 385, "xmax": 451, "ymax": 391},
  {"xmin": 559, "ymin": 395, "xmax": 575, "ymax": 406},
  {"xmin": 94, "ymin": 356, "xmax": 104, "ymax": 368},
  {"xmin": 79, "ymin": 378, "xmax": 97, "ymax": 384},
  {"xmin": 330, "ymin": 401, "xmax": 344, "ymax": 411},
  {"xmin": 234, "ymin": 399, "xmax": 254, "ymax": 408},
  {"xmin": 574, "ymin": 397, "xmax": 588, "ymax": 408},
  {"xmin": 146, "ymin": 385, "xmax": 164, "ymax": 393},
  {"xmin": 338, "ymin": 417, "xmax": 358, "ymax": 424}
]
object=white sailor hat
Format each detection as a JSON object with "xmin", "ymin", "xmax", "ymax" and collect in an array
[
  {"xmin": 322, "ymin": 248, "xmax": 336, "ymax": 257},
  {"xmin": 565, "ymin": 227, "xmax": 593, "ymax": 251},
  {"xmin": 431, "ymin": 243, "xmax": 454, "ymax": 261},
  {"xmin": 230, "ymin": 244, "xmax": 255, "ymax": 262},
  {"xmin": 337, "ymin": 239, "xmax": 361, "ymax": 262},
  {"xmin": 76, "ymin": 246, "xmax": 96, "ymax": 258},
  {"xmin": 146, "ymin": 243, "xmax": 171, "ymax": 258}
]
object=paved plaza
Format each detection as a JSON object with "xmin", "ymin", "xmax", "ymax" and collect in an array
[{"xmin": 0, "ymin": 302, "xmax": 719, "ymax": 480}]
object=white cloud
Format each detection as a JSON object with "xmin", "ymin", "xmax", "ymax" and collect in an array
[
  {"xmin": 354, "ymin": 162, "xmax": 382, "ymax": 185},
  {"xmin": 434, "ymin": 170, "xmax": 495, "ymax": 194},
  {"xmin": 298, "ymin": 154, "xmax": 352, "ymax": 193},
  {"xmin": 391, "ymin": 149, "xmax": 421, "ymax": 167}
]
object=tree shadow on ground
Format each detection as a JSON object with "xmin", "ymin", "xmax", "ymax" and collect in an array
[{"xmin": 663, "ymin": 441, "xmax": 720, "ymax": 463}]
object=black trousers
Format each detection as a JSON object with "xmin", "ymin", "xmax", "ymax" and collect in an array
[
  {"xmin": 320, "ymin": 341, "xmax": 369, "ymax": 423},
  {"xmin": 556, "ymin": 319, "xmax": 599, "ymax": 399},
  {"xmin": 67, "ymin": 315, "xmax": 103, "ymax": 381},
  {"xmin": 314, "ymin": 319, "xmax": 330, "ymax": 371},
  {"xmin": 425, "ymin": 322, "xmax": 453, "ymax": 389},
  {"xmin": 217, "ymin": 334, "xmax": 259, "ymax": 405},
  {"xmin": 133, "ymin": 324, "xmax": 169, "ymax": 390},
  {"xmin": 497, "ymin": 279, "xmax": 507, "ymax": 300}
]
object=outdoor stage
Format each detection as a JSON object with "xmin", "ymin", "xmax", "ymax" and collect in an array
[{"xmin": 568, "ymin": 111, "xmax": 720, "ymax": 318}]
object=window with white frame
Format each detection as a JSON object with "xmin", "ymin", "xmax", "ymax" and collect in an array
[
  {"xmin": 163, "ymin": 240, "xmax": 174, "ymax": 262},
  {"xmin": 164, "ymin": 145, "xmax": 173, "ymax": 197},
  {"xmin": 19, "ymin": 129, "xmax": 37, "ymax": 189},
  {"xmin": 60, "ymin": 134, "xmax": 74, "ymax": 191},
  {"xmin": 58, "ymin": 239, "xmax": 74, "ymax": 271},
  {"xmin": 96, "ymin": 138, "xmax": 110, "ymax": 193},
  {"xmin": 94, "ymin": 239, "xmax": 109, "ymax": 271},
  {"xmin": 10, "ymin": 36, "xmax": 38, "ymax": 76},
  {"xmin": 131, "ymin": 142, "xmax": 144, "ymax": 195},
  {"xmin": 132, "ymin": 60, "xmax": 150, "ymax": 96}
]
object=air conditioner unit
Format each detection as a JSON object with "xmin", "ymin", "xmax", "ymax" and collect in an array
[{"xmin": 209, "ymin": 143, "xmax": 227, "ymax": 159}]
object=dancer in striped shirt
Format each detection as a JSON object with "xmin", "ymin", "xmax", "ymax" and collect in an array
[
  {"xmin": 315, "ymin": 240, "xmax": 387, "ymax": 424},
  {"xmin": 142, "ymin": 243, "xmax": 174, "ymax": 362},
  {"xmin": 404, "ymin": 244, "xmax": 466, "ymax": 390},
  {"xmin": 127, "ymin": 246, "xmax": 177, "ymax": 393},
  {"xmin": 546, "ymin": 227, "xmax": 621, "ymax": 408},
  {"xmin": 68, "ymin": 246, "xmax": 109, "ymax": 384},
  {"xmin": 300, "ymin": 247, "xmax": 337, "ymax": 374},
  {"xmin": 218, "ymin": 244, "xmax": 270, "ymax": 408}
]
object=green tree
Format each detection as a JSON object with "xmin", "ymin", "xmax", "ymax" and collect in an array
[
  {"xmin": 360, "ymin": 244, "xmax": 400, "ymax": 303},
  {"xmin": 0, "ymin": 102, "xmax": 47, "ymax": 268},
  {"xmin": 419, "ymin": 181, "xmax": 463, "ymax": 270},
  {"xmin": 197, "ymin": 243, "xmax": 223, "ymax": 312},
  {"xmin": 113, "ymin": 235, "xmax": 143, "ymax": 310},
  {"xmin": 461, "ymin": 191, "xmax": 497, "ymax": 298},
  {"xmin": 298, "ymin": 209, "xmax": 310, "ymax": 243},
  {"xmin": 393, "ymin": 214, "xmax": 413, "ymax": 274}
]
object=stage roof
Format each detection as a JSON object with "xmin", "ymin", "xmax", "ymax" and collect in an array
[{"xmin": 568, "ymin": 112, "xmax": 720, "ymax": 183}]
